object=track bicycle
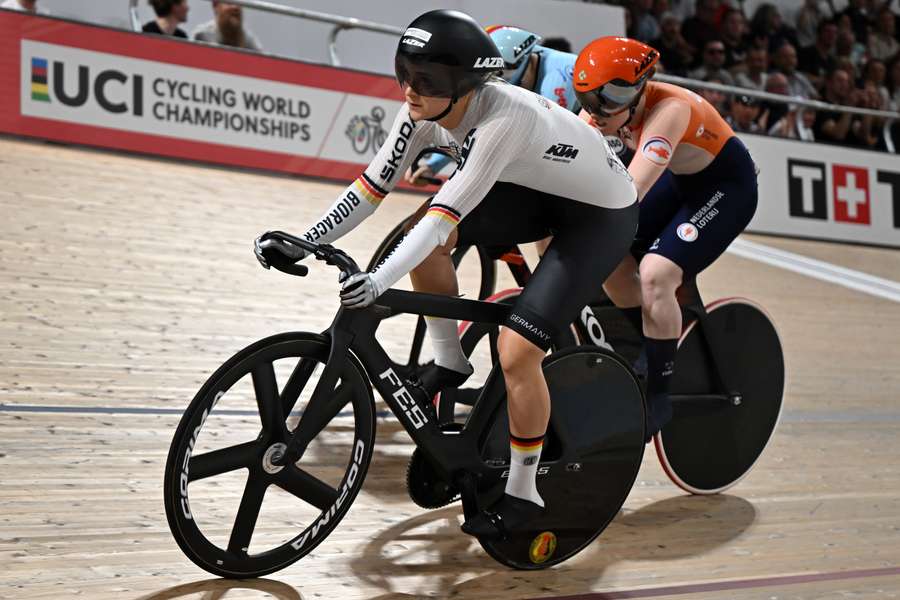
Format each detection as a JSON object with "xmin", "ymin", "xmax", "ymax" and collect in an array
[
  {"xmin": 164, "ymin": 231, "xmax": 648, "ymax": 577},
  {"xmin": 372, "ymin": 168, "xmax": 784, "ymax": 495}
]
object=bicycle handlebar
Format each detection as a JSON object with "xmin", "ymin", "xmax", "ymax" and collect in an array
[
  {"xmin": 258, "ymin": 231, "xmax": 361, "ymax": 278},
  {"xmin": 411, "ymin": 147, "xmax": 455, "ymax": 186}
]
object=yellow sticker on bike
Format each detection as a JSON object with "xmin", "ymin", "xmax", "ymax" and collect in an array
[{"xmin": 529, "ymin": 531, "xmax": 557, "ymax": 564}]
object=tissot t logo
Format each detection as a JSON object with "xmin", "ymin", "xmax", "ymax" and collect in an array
[
  {"xmin": 832, "ymin": 165, "xmax": 870, "ymax": 224},
  {"xmin": 787, "ymin": 159, "xmax": 826, "ymax": 219}
]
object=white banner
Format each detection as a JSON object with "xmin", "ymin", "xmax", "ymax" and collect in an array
[
  {"xmin": 742, "ymin": 134, "xmax": 900, "ymax": 248},
  {"xmin": 20, "ymin": 40, "xmax": 402, "ymax": 164}
]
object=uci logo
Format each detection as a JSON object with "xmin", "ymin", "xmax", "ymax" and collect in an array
[
  {"xmin": 32, "ymin": 59, "xmax": 144, "ymax": 115},
  {"xmin": 473, "ymin": 57, "xmax": 504, "ymax": 69}
]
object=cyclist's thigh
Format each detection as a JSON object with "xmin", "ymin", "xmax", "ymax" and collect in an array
[
  {"xmin": 631, "ymin": 170, "xmax": 683, "ymax": 259},
  {"xmin": 455, "ymin": 182, "xmax": 552, "ymax": 248},
  {"xmin": 647, "ymin": 140, "xmax": 758, "ymax": 277},
  {"xmin": 507, "ymin": 199, "xmax": 639, "ymax": 350}
]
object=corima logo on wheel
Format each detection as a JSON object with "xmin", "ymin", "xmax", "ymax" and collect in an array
[
  {"xmin": 289, "ymin": 439, "xmax": 366, "ymax": 550},
  {"xmin": 179, "ymin": 391, "xmax": 225, "ymax": 519}
]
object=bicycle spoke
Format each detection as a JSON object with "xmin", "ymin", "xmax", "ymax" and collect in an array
[
  {"xmin": 227, "ymin": 471, "xmax": 268, "ymax": 556},
  {"xmin": 281, "ymin": 357, "xmax": 318, "ymax": 416},
  {"xmin": 275, "ymin": 465, "xmax": 340, "ymax": 511},
  {"xmin": 290, "ymin": 381, "xmax": 355, "ymax": 444},
  {"xmin": 252, "ymin": 362, "xmax": 284, "ymax": 435},
  {"xmin": 189, "ymin": 440, "xmax": 259, "ymax": 482}
]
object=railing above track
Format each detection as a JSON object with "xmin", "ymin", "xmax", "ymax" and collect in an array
[
  {"xmin": 129, "ymin": 0, "xmax": 898, "ymax": 151},
  {"xmin": 128, "ymin": 0, "xmax": 403, "ymax": 66}
]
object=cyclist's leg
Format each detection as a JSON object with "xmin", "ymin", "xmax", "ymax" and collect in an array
[
  {"xmin": 399, "ymin": 200, "xmax": 471, "ymax": 384},
  {"xmin": 410, "ymin": 183, "xmax": 550, "ymax": 393},
  {"xmin": 604, "ymin": 169, "xmax": 682, "ymax": 338},
  {"xmin": 641, "ymin": 138, "xmax": 759, "ymax": 439},
  {"xmin": 463, "ymin": 196, "xmax": 638, "ymax": 537}
]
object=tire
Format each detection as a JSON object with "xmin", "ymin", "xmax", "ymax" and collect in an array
[
  {"xmin": 472, "ymin": 346, "xmax": 646, "ymax": 569},
  {"xmin": 164, "ymin": 332, "xmax": 376, "ymax": 578},
  {"xmin": 654, "ymin": 299, "xmax": 784, "ymax": 494}
]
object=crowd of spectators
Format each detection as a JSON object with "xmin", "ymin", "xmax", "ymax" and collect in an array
[
  {"xmin": 134, "ymin": 0, "xmax": 899, "ymax": 150},
  {"xmin": 142, "ymin": 1, "xmax": 262, "ymax": 51},
  {"xmin": 618, "ymin": 0, "xmax": 900, "ymax": 150}
]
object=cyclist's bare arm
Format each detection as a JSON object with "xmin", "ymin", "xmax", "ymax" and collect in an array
[{"xmin": 627, "ymin": 99, "xmax": 690, "ymax": 200}]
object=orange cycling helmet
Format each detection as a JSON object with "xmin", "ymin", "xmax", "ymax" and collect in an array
[{"xmin": 574, "ymin": 37, "xmax": 659, "ymax": 118}]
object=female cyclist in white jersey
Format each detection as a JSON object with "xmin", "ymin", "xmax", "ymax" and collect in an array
[{"xmin": 256, "ymin": 9, "xmax": 637, "ymax": 538}]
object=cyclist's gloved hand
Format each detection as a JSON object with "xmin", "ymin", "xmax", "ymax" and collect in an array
[
  {"xmin": 404, "ymin": 164, "xmax": 435, "ymax": 187},
  {"xmin": 340, "ymin": 272, "xmax": 378, "ymax": 308},
  {"xmin": 254, "ymin": 233, "xmax": 308, "ymax": 270}
]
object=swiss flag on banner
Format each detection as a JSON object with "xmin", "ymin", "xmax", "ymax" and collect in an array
[{"xmin": 831, "ymin": 165, "xmax": 871, "ymax": 225}]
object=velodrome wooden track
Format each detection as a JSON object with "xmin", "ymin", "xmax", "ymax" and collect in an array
[{"xmin": 1, "ymin": 136, "xmax": 899, "ymax": 600}]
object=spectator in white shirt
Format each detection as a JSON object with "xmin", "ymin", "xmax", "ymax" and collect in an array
[{"xmin": 192, "ymin": 1, "xmax": 262, "ymax": 51}]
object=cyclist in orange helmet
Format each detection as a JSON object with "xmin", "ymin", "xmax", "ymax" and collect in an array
[{"xmin": 574, "ymin": 37, "xmax": 759, "ymax": 441}]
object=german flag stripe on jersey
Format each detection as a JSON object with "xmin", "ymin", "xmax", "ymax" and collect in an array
[
  {"xmin": 426, "ymin": 203, "xmax": 462, "ymax": 226},
  {"xmin": 510, "ymin": 434, "xmax": 544, "ymax": 452},
  {"xmin": 354, "ymin": 174, "xmax": 388, "ymax": 206}
]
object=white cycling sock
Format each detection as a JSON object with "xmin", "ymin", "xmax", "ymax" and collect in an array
[
  {"xmin": 505, "ymin": 434, "xmax": 545, "ymax": 507},
  {"xmin": 425, "ymin": 316, "xmax": 471, "ymax": 374}
]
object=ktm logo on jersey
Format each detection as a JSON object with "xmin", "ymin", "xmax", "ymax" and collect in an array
[{"xmin": 641, "ymin": 136, "xmax": 673, "ymax": 166}]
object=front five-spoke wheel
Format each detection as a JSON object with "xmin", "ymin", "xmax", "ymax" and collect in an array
[{"xmin": 164, "ymin": 332, "xmax": 375, "ymax": 578}]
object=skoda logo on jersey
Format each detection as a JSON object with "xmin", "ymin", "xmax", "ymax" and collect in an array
[
  {"xmin": 474, "ymin": 56, "xmax": 504, "ymax": 69},
  {"xmin": 543, "ymin": 143, "xmax": 580, "ymax": 163},
  {"xmin": 677, "ymin": 222, "xmax": 699, "ymax": 242}
]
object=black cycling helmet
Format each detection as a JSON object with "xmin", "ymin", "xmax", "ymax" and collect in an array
[{"xmin": 395, "ymin": 9, "xmax": 503, "ymax": 102}]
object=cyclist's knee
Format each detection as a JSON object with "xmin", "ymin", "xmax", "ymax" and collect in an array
[
  {"xmin": 639, "ymin": 255, "xmax": 682, "ymax": 304},
  {"xmin": 603, "ymin": 255, "xmax": 640, "ymax": 305},
  {"xmin": 498, "ymin": 328, "xmax": 545, "ymax": 380}
]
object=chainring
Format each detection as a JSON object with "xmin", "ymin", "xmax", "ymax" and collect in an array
[{"xmin": 406, "ymin": 424, "xmax": 463, "ymax": 509}]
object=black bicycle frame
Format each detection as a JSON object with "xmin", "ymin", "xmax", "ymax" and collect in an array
[{"xmin": 279, "ymin": 288, "xmax": 513, "ymax": 483}]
